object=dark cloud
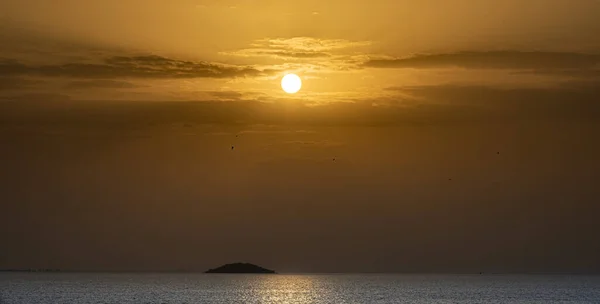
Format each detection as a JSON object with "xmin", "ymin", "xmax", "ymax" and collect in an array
[
  {"xmin": 364, "ymin": 51, "xmax": 600, "ymax": 70},
  {"xmin": 2, "ymin": 82, "xmax": 599, "ymax": 130},
  {"xmin": 206, "ymin": 91, "xmax": 245, "ymax": 100},
  {"xmin": 0, "ymin": 77, "xmax": 43, "ymax": 91},
  {"xmin": 386, "ymin": 82, "xmax": 600, "ymax": 123},
  {"xmin": 0, "ymin": 93, "xmax": 71, "ymax": 102},
  {"xmin": 64, "ymin": 80, "xmax": 142, "ymax": 89},
  {"xmin": 203, "ymin": 90, "xmax": 267, "ymax": 102},
  {"xmin": 514, "ymin": 68, "xmax": 600, "ymax": 80},
  {"xmin": 0, "ymin": 55, "xmax": 273, "ymax": 79}
]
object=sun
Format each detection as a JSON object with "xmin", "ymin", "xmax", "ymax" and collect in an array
[{"xmin": 281, "ymin": 73, "xmax": 302, "ymax": 94}]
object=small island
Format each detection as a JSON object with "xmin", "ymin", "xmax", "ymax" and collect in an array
[{"xmin": 205, "ymin": 263, "xmax": 276, "ymax": 274}]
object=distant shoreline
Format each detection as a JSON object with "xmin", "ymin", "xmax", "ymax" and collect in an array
[
  {"xmin": 0, "ymin": 269, "xmax": 62, "ymax": 273},
  {"xmin": 1, "ymin": 270, "xmax": 598, "ymax": 275}
]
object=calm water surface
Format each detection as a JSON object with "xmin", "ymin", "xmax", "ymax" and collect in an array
[{"xmin": 1, "ymin": 273, "xmax": 599, "ymax": 303}]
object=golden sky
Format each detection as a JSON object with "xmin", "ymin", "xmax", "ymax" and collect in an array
[
  {"xmin": 2, "ymin": 0, "xmax": 600, "ymax": 105},
  {"xmin": 1, "ymin": 0, "xmax": 600, "ymax": 272}
]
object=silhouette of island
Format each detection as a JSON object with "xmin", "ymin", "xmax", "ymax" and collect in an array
[{"xmin": 205, "ymin": 263, "xmax": 276, "ymax": 274}]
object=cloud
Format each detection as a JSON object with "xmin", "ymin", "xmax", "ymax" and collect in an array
[
  {"xmin": 260, "ymin": 37, "xmax": 371, "ymax": 52},
  {"xmin": 226, "ymin": 49, "xmax": 331, "ymax": 59},
  {"xmin": 194, "ymin": 90, "xmax": 268, "ymax": 102},
  {"xmin": 0, "ymin": 55, "xmax": 273, "ymax": 79},
  {"xmin": 265, "ymin": 51, "xmax": 331, "ymax": 58},
  {"xmin": 364, "ymin": 51, "xmax": 600, "ymax": 70},
  {"xmin": 64, "ymin": 80, "xmax": 142, "ymax": 89},
  {"xmin": 0, "ymin": 77, "xmax": 43, "ymax": 91},
  {"xmin": 2, "ymin": 81, "xmax": 599, "ymax": 130},
  {"xmin": 513, "ymin": 68, "xmax": 600, "ymax": 80},
  {"xmin": 223, "ymin": 37, "xmax": 370, "ymax": 61},
  {"xmin": 385, "ymin": 82, "xmax": 600, "ymax": 122},
  {"xmin": 0, "ymin": 93, "xmax": 71, "ymax": 102},
  {"xmin": 206, "ymin": 91, "xmax": 245, "ymax": 100}
]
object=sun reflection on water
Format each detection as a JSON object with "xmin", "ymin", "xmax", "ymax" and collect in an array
[{"xmin": 253, "ymin": 275, "xmax": 318, "ymax": 304}]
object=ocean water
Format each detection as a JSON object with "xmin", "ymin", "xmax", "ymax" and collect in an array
[{"xmin": 1, "ymin": 273, "xmax": 599, "ymax": 304}]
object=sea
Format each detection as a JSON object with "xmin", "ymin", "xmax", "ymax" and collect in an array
[{"xmin": 1, "ymin": 273, "xmax": 599, "ymax": 303}]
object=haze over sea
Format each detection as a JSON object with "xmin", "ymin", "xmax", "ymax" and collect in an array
[{"xmin": 1, "ymin": 273, "xmax": 599, "ymax": 303}]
